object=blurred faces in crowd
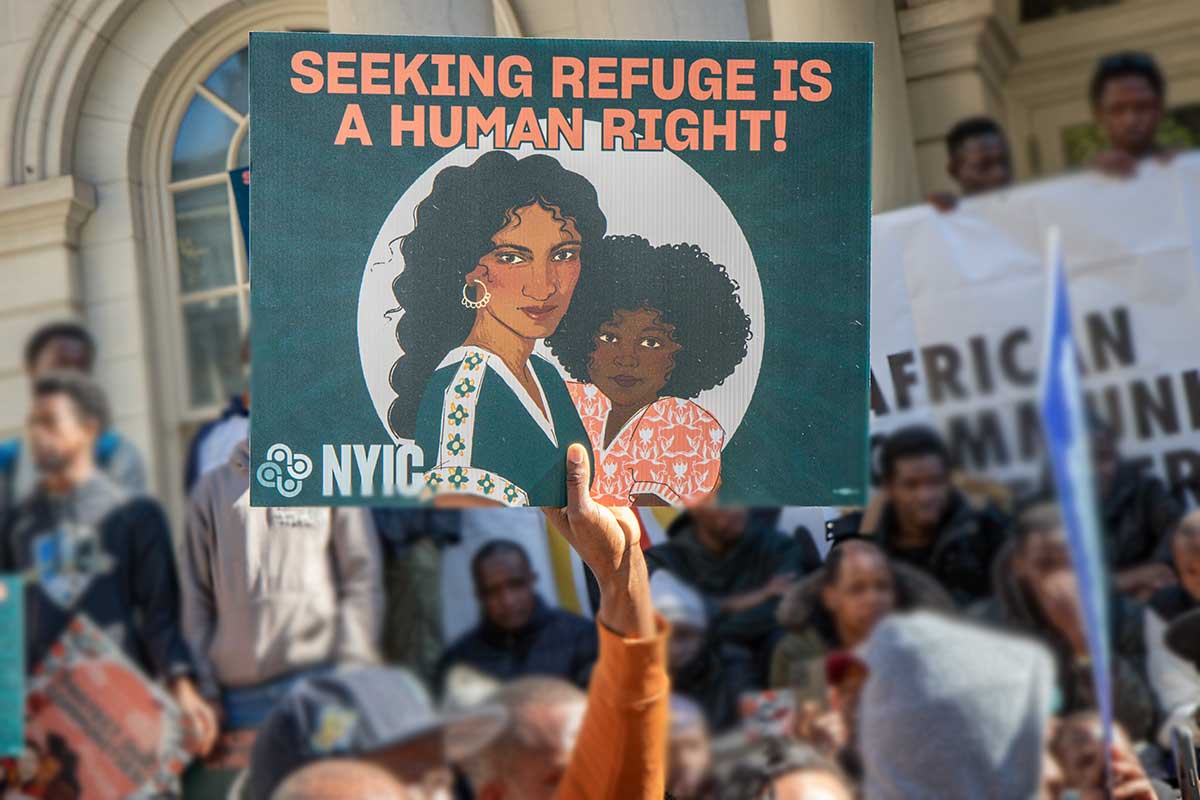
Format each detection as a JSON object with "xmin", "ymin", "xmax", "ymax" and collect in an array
[
  {"xmin": 473, "ymin": 543, "xmax": 538, "ymax": 633},
  {"xmin": 946, "ymin": 117, "xmax": 1013, "ymax": 197},
  {"xmin": 1172, "ymin": 514, "xmax": 1200, "ymax": 600},
  {"xmin": 1089, "ymin": 51, "xmax": 1171, "ymax": 178},
  {"xmin": 666, "ymin": 696, "xmax": 715, "ymax": 800},
  {"xmin": 880, "ymin": 429, "xmax": 953, "ymax": 548},
  {"xmin": 690, "ymin": 507, "xmax": 750, "ymax": 555},
  {"xmin": 23, "ymin": 323, "xmax": 95, "ymax": 378},
  {"xmin": 468, "ymin": 677, "xmax": 587, "ymax": 800},
  {"xmin": 819, "ymin": 541, "xmax": 896, "ymax": 649}
]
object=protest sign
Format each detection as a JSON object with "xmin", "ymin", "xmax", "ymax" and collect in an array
[
  {"xmin": 870, "ymin": 155, "xmax": 1200, "ymax": 502},
  {"xmin": 249, "ymin": 33, "xmax": 872, "ymax": 508},
  {"xmin": 21, "ymin": 616, "xmax": 188, "ymax": 799},
  {"xmin": 0, "ymin": 577, "xmax": 22, "ymax": 757}
]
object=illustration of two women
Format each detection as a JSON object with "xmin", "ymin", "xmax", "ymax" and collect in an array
[{"xmin": 388, "ymin": 151, "xmax": 752, "ymax": 507}]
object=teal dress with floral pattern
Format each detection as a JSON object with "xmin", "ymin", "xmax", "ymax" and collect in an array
[{"xmin": 414, "ymin": 346, "xmax": 592, "ymax": 507}]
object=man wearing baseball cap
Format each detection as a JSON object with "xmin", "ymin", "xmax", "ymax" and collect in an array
[
  {"xmin": 247, "ymin": 443, "xmax": 670, "ymax": 798},
  {"xmin": 244, "ymin": 662, "xmax": 504, "ymax": 798}
]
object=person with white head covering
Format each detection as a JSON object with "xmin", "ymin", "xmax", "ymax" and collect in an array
[
  {"xmin": 858, "ymin": 611, "xmax": 1056, "ymax": 800},
  {"xmin": 650, "ymin": 571, "xmax": 755, "ymax": 732}
]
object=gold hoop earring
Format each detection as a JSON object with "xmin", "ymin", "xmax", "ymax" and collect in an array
[{"xmin": 461, "ymin": 279, "xmax": 491, "ymax": 310}]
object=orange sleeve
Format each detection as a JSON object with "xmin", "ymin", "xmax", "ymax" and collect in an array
[{"xmin": 555, "ymin": 615, "xmax": 670, "ymax": 800}]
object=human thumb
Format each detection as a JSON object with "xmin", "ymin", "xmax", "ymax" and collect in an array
[{"xmin": 565, "ymin": 442, "xmax": 592, "ymax": 515}]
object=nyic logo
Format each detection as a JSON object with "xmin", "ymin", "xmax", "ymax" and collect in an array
[{"xmin": 256, "ymin": 443, "xmax": 313, "ymax": 498}]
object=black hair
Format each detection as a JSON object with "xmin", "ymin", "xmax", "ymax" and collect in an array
[
  {"xmin": 546, "ymin": 234, "xmax": 752, "ymax": 399},
  {"xmin": 945, "ymin": 116, "xmax": 1005, "ymax": 160},
  {"xmin": 387, "ymin": 152, "xmax": 607, "ymax": 439},
  {"xmin": 24, "ymin": 321, "xmax": 95, "ymax": 371},
  {"xmin": 34, "ymin": 370, "xmax": 111, "ymax": 431},
  {"xmin": 1013, "ymin": 502, "xmax": 1064, "ymax": 548},
  {"xmin": 470, "ymin": 538, "xmax": 532, "ymax": 588},
  {"xmin": 1089, "ymin": 51, "xmax": 1165, "ymax": 108},
  {"xmin": 821, "ymin": 536, "xmax": 891, "ymax": 589},
  {"xmin": 879, "ymin": 425, "xmax": 951, "ymax": 483}
]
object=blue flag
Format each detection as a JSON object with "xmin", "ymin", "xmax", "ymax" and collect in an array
[{"xmin": 1038, "ymin": 227, "xmax": 1114, "ymax": 760}]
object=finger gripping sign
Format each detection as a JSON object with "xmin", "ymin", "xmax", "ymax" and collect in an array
[{"xmin": 249, "ymin": 33, "xmax": 872, "ymax": 508}]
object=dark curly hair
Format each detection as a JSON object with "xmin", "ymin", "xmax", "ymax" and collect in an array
[
  {"xmin": 387, "ymin": 152, "xmax": 607, "ymax": 439},
  {"xmin": 546, "ymin": 234, "xmax": 752, "ymax": 399}
]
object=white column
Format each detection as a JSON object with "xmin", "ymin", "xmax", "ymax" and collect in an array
[
  {"xmin": 759, "ymin": 0, "xmax": 923, "ymax": 212},
  {"xmin": 573, "ymin": 0, "xmax": 749, "ymax": 39},
  {"xmin": 327, "ymin": 0, "xmax": 496, "ymax": 35},
  {"xmin": 0, "ymin": 175, "xmax": 95, "ymax": 436},
  {"xmin": 899, "ymin": 0, "xmax": 1017, "ymax": 195}
]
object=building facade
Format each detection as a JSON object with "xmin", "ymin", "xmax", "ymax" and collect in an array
[{"xmin": 1, "ymin": 0, "xmax": 1197, "ymax": 523}]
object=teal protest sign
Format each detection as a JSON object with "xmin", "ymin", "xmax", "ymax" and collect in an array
[
  {"xmin": 0, "ymin": 576, "xmax": 23, "ymax": 756},
  {"xmin": 249, "ymin": 32, "xmax": 872, "ymax": 508}
]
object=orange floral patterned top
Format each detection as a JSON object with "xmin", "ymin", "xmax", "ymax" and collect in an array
[{"xmin": 567, "ymin": 382, "xmax": 724, "ymax": 506}]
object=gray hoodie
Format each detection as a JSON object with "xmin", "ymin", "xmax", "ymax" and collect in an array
[
  {"xmin": 859, "ymin": 611, "xmax": 1056, "ymax": 800},
  {"xmin": 180, "ymin": 439, "xmax": 382, "ymax": 696}
]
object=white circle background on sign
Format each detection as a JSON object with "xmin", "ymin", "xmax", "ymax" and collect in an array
[{"xmin": 357, "ymin": 120, "xmax": 765, "ymax": 446}]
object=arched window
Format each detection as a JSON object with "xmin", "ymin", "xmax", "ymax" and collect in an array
[{"xmin": 168, "ymin": 47, "xmax": 250, "ymax": 412}]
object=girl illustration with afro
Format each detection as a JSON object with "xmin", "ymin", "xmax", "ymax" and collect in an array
[
  {"xmin": 390, "ymin": 151, "xmax": 606, "ymax": 506},
  {"xmin": 547, "ymin": 234, "xmax": 752, "ymax": 506}
]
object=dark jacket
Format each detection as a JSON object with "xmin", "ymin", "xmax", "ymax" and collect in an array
[
  {"xmin": 434, "ymin": 596, "xmax": 597, "ymax": 693},
  {"xmin": 874, "ymin": 491, "xmax": 1008, "ymax": 605},
  {"xmin": 183, "ymin": 394, "xmax": 249, "ymax": 493},
  {"xmin": 370, "ymin": 508, "xmax": 461, "ymax": 559},
  {"xmin": 972, "ymin": 538, "xmax": 1156, "ymax": 741},
  {"xmin": 673, "ymin": 641, "xmax": 756, "ymax": 733},
  {"xmin": 1101, "ymin": 462, "xmax": 1182, "ymax": 569},
  {"xmin": 645, "ymin": 515, "xmax": 811, "ymax": 650},
  {"xmin": 769, "ymin": 560, "xmax": 954, "ymax": 693},
  {"xmin": 0, "ymin": 474, "xmax": 193, "ymax": 679}
]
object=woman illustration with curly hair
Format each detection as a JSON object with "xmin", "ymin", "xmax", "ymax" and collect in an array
[
  {"xmin": 547, "ymin": 234, "xmax": 752, "ymax": 506},
  {"xmin": 391, "ymin": 151, "xmax": 606, "ymax": 506}
]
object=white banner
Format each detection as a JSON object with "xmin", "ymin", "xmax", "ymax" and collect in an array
[{"xmin": 870, "ymin": 154, "xmax": 1200, "ymax": 505}]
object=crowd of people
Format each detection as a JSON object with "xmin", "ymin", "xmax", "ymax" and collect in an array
[{"xmin": 1, "ymin": 49, "xmax": 1198, "ymax": 800}]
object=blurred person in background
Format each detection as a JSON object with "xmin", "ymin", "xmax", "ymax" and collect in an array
[
  {"xmin": 857, "ymin": 611, "xmax": 1056, "ymax": 800},
  {"xmin": 462, "ymin": 676, "xmax": 586, "ymax": 800},
  {"xmin": 650, "ymin": 570, "xmax": 754, "ymax": 732},
  {"xmin": 180, "ymin": 437, "xmax": 384, "ymax": 733},
  {"xmin": 717, "ymin": 738, "xmax": 854, "ymax": 800},
  {"xmin": 790, "ymin": 651, "xmax": 871, "ymax": 780},
  {"xmin": 928, "ymin": 116, "xmax": 1014, "ymax": 211},
  {"xmin": 977, "ymin": 503, "xmax": 1157, "ymax": 742},
  {"xmin": 646, "ymin": 507, "xmax": 811, "ymax": 683},
  {"xmin": 0, "ymin": 371, "xmax": 217, "ymax": 756},
  {"xmin": 271, "ymin": 759, "xmax": 410, "ymax": 800},
  {"xmin": 1, "ymin": 322, "xmax": 146, "ymax": 515},
  {"xmin": 1090, "ymin": 51, "xmax": 1176, "ymax": 178},
  {"xmin": 1090, "ymin": 421, "xmax": 1182, "ymax": 600},
  {"xmin": 184, "ymin": 334, "xmax": 249, "ymax": 493},
  {"xmin": 244, "ymin": 664, "xmax": 501, "ymax": 800},
  {"xmin": 769, "ymin": 536, "xmax": 952, "ymax": 696},
  {"xmin": 666, "ymin": 695, "xmax": 718, "ymax": 800},
  {"xmin": 249, "ymin": 442, "xmax": 670, "ymax": 798},
  {"xmin": 372, "ymin": 508, "xmax": 460, "ymax": 686},
  {"xmin": 1144, "ymin": 511, "xmax": 1200, "ymax": 750},
  {"xmin": 435, "ymin": 538, "xmax": 596, "ymax": 693},
  {"xmin": 860, "ymin": 425, "xmax": 1008, "ymax": 605},
  {"xmin": 1050, "ymin": 711, "xmax": 1171, "ymax": 800}
]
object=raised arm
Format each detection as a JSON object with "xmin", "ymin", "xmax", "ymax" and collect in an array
[{"xmin": 545, "ymin": 444, "xmax": 667, "ymax": 800}]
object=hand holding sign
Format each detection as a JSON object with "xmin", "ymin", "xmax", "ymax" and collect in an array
[{"xmin": 543, "ymin": 443, "xmax": 654, "ymax": 640}]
